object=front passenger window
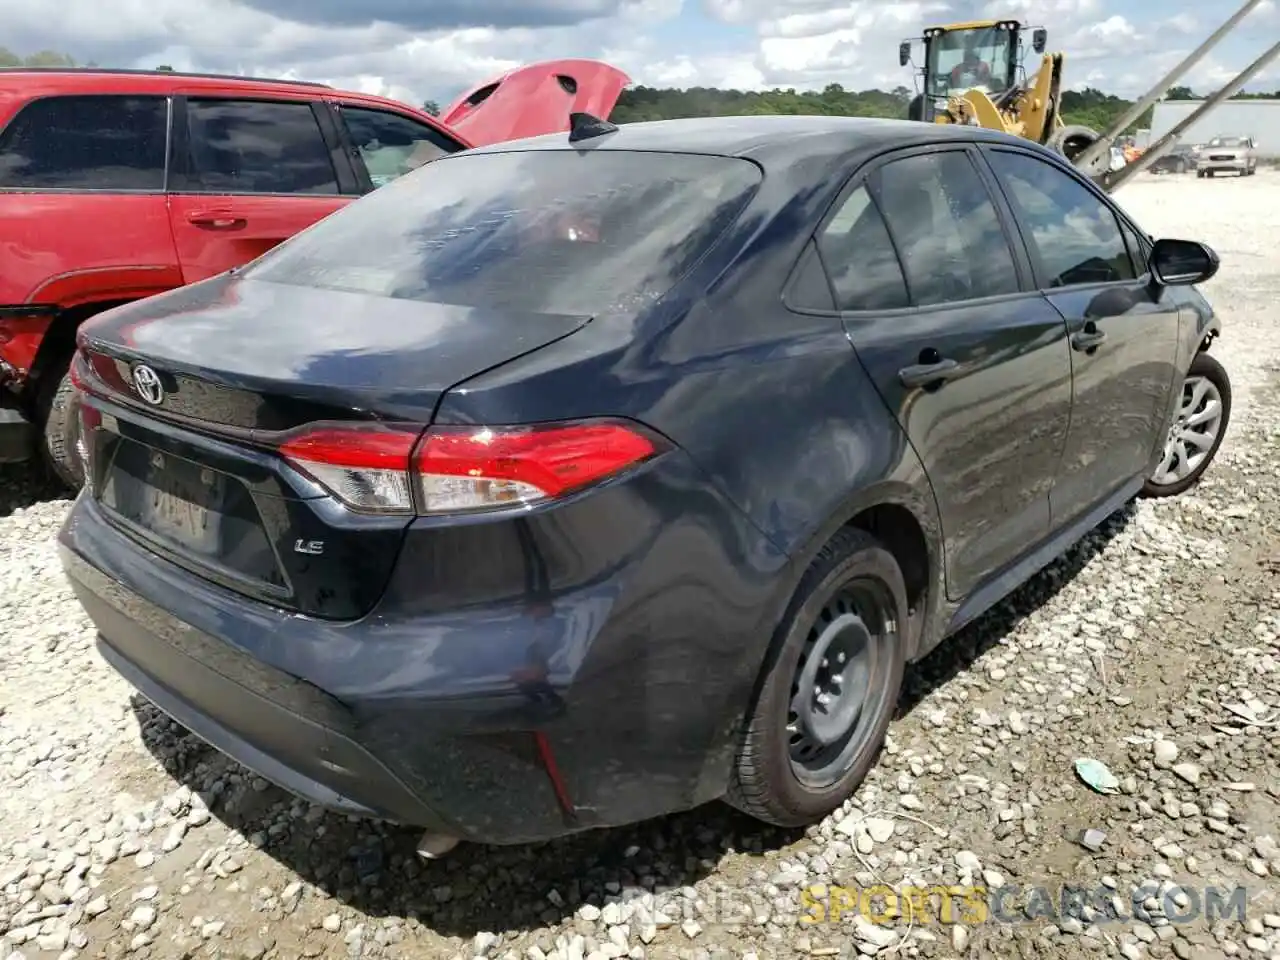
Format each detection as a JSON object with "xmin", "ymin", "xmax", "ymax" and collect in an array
[
  {"xmin": 986, "ymin": 150, "xmax": 1136, "ymax": 288},
  {"xmin": 1119, "ymin": 220, "xmax": 1150, "ymax": 275}
]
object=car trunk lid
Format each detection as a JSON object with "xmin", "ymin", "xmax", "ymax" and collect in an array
[
  {"xmin": 77, "ymin": 273, "xmax": 590, "ymax": 429},
  {"xmin": 74, "ymin": 275, "xmax": 591, "ymax": 620}
]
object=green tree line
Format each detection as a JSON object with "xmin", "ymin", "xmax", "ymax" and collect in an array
[
  {"xmin": 0, "ymin": 48, "xmax": 80, "ymax": 68},
  {"xmin": 609, "ymin": 81, "xmax": 1157, "ymax": 133},
  {"xmin": 611, "ymin": 82, "xmax": 1280, "ymax": 134}
]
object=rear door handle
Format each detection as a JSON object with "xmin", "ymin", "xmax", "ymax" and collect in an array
[
  {"xmin": 187, "ymin": 211, "xmax": 247, "ymax": 230},
  {"xmin": 898, "ymin": 358, "xmax": 962, "ymax": 388},
  {"xmin": 1070, "ymin": 324, "xmax": 1107, "ymax": 352}
]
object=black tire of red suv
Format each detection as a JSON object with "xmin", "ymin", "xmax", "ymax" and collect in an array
[
  {"xmin": 39, "ymin": 369, "xmax": 85, "ymax": 490},
  {"xmin": 726, "ymin": 527, "xmax": 907, "ymax": 827}
]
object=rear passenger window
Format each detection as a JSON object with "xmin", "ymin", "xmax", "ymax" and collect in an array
[
  {"xmin": 817, "ymin": 185, "xmax": 910, "ymax": 311},
  {"xmin": 872, "ymin": 151, "xmax": 1020, "ymax": 306},
  {"xmin": 785, "ymin": 242, "xmax": 837, "ymax": 312},
  {"xmin": 986, "ymin": 150, "xmax": 1135, "ymax": 288},
  {"xmin": 183, "ymin": 99, "xmax": 338, "ymax": 195},
  {"xmin": 0, "ymin": 95, "xmax": 167, "ymax": 191}
]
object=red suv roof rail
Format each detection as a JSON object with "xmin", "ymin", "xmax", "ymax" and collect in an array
[{"xmin": 0, "ymin": 67, "xmax": 332, "ymax": 89}]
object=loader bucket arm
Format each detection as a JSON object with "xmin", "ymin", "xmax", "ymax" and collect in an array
[{"xmin": 1018, "ymin": 52, "xmax": 1064, "ymax": 145}]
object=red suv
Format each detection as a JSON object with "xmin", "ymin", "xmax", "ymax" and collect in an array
[{"xmin": 0, "ymin": 62, "xmax": 628, "ymax": 485}]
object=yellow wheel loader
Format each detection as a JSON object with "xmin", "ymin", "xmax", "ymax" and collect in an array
[
  {"xmin": 899, "ymin": 1, "xmax": 1280, "ymax": 193},
  {"xmin": 897, "ymin": 20, "xmax": 1109, "ymax": 176}
]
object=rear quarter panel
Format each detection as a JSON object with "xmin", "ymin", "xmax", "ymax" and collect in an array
[
  {"xmin": 430, "ymin": 166, "xmax": 945, "ymax": 798},
  {"xmin": 0, "ymin": 194, "xmax": 181, "ymax": 306},
  {"xmin": 435, "ymin": 158, "xmax": 942, "ymax": 574},
  {"xmin": 0, "ymin": 89, "xmax": 24, "ymax": 130}
]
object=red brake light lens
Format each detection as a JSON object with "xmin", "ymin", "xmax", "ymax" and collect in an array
[
  {"xmin": 279, "ymin": 424, "xmax": 419, "ymax": 514},
  {"xmin": 416, "ymin": 422, "xmax": 659, "ymax": 514},
  {"xmin": 277, "ymin": 419, "xmax": 662, "ymax": 516},
  {"xmin": 68, "ymin": 351, "xmax": 89, "ymax": 392}
]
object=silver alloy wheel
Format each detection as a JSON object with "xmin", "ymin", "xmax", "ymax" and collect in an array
[{"xmin": 1151, "ymin": 374, "xmax": 1224, "ymax": 486}]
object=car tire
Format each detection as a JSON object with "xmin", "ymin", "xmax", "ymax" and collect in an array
[
  {"xmin": 38, "ymin": 367, "xmax": 85, "ymax": 491},
  {"xmin": 726, "ymin": 527, "xmax": 907, "ymax": 827},
  {"xmin": 1142, "ymin": 351, "xmax": 1231, "ymax": 499}
]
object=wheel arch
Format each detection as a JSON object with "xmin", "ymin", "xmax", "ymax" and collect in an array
[
  {"xmin": 766, "ymin": 480, "xmax": 945, "ymax": 671},
  {"xmin": 718, "ymin": 486, "xmax": 945, "ymax": 821},
  {"xmin": 29, "ymin": 298, "xmax": 137, "ymax": 404}
]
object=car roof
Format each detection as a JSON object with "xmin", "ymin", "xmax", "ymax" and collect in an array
[
  {"xmin": 0, "ymin": 67, "xmax": 445, "ymax": 130},
  {"xmin": 0, "ymin": 67, "xmax": 332, "ymax": 99},
  {"xmin": 463, "ymin": 113, "xmax": 1061, "ymax": 174}
]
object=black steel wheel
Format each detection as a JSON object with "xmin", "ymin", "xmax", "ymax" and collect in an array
[{"xmin": 727, "ymin": 527, "xmax": 907, "ymax": 826}]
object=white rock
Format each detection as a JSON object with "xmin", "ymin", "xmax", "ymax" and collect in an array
[
  {"xmin": 865, "ymin": 818, "xmax": 895, "ymax": 843},
  {"xmin": 1152, "ymin": 740, "xmax": 1178, "ymax": 767}
]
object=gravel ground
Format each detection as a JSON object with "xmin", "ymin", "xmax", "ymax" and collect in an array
[{"xmin": 2, "ymin": 170, "xmax": 1279, "ymax": 960}]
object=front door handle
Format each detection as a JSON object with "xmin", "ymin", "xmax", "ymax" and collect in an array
[
  {"xmin": 898, "ymin": 358, "xmax": 962, "ymax": 388},
  {"xmin": 1070, "ymin": 323, "xmax": 1107, "ymax": 352},
  {"xmin": 187, "ymin": 211, "xmax": 247, "ymax": 230}
]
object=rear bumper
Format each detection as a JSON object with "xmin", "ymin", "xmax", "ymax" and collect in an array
[
  {"xmin": 70, "ymin": 556, "xmax": 450, "ymax": 828},
  {"xmin": 0, "ymin": 401, "xmax": 33, "ymax": 463},
  {"xmin": 59, "ymin": 454, "xmax": 791, "ymax": 844}
]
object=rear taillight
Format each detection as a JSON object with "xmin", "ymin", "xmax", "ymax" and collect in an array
[
  {"xmin": 279, "ymin": 424, "xmax": 421, "ymax": 514},
  {"xmin": 278, "ymin": 420, "xmax": 663, "ymax": 516},
  {"xmin": 69, "ymin": 353, "xmax": 101, "ymax": 477},
  {"xmin": 68, "ymin": 351, "xmax": 85, "ymax": 390}
]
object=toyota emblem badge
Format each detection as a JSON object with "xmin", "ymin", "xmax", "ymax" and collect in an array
[{"xmin": 131, "ymin": 364, "xmax": 165, "ymax": 406}]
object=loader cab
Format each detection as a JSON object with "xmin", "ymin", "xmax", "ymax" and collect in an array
[{"xmin": 902, "ymin": 20, "xmax": 1041, "ymax": 122}]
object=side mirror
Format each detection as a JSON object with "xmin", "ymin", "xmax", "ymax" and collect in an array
[
  {"xmin": 899, "ymin": 41, "xmax": 912, "ymax": 67},
  {"xmin": 1032, "ymin": 28, "xmax": 1047, "ymax": 53},
  {"xmin": 1151, "ymin": 238, "xmax": 1219, "ymax": 286}
]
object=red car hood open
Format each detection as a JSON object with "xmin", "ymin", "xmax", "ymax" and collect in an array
[{"xmin": 439, "ymin": 58, "xmax": 630, "ymax": 148}]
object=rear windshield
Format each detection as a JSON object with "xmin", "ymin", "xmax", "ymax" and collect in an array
[{"xmin": 247, "ymin": 149, "xmax": 762, "ymax": 316}]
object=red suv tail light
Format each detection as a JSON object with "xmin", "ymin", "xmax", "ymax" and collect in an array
[{"xmin": 278, "ymin": 420, "xmax": 664, "ymax": 516}]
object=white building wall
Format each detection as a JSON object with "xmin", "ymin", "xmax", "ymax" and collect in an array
[{"xmin": 1149, "ymin": 100, "xmax": 1280, "ymax": 158}]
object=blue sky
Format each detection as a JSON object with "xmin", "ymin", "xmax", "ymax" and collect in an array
[{"xmin": 0, "ymin": 0, "xmax": 1274, "ymax": 106}]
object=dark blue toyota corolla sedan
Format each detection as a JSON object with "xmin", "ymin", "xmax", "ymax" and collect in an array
[{"xmin": 59, "ymin": 114, "xmax": 1231, "ymax": 851}]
